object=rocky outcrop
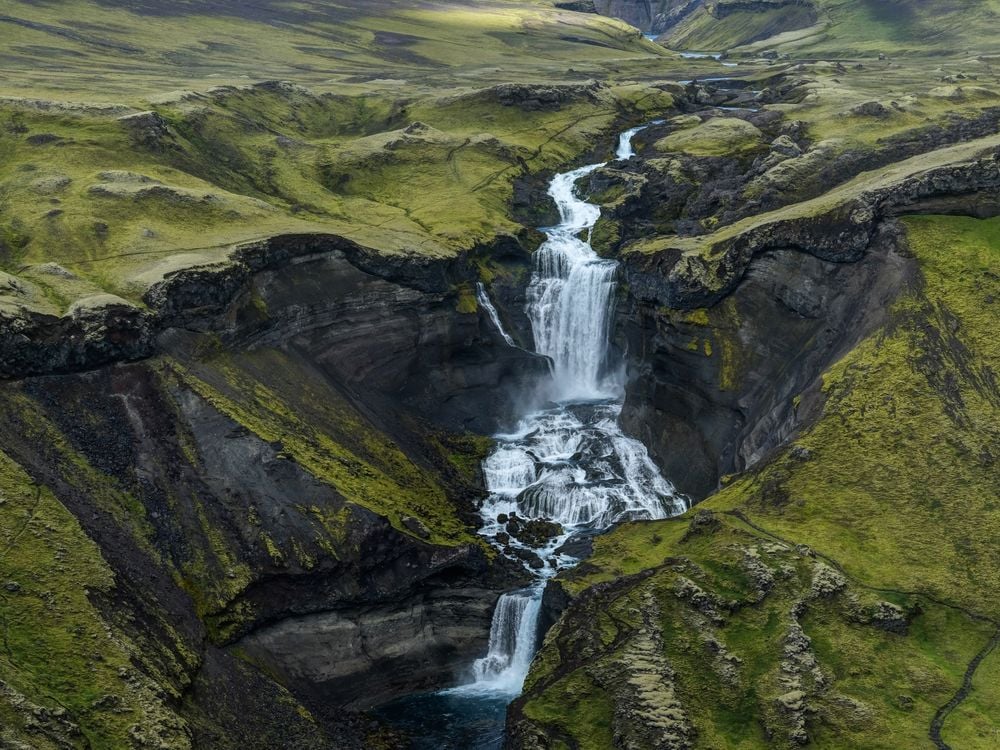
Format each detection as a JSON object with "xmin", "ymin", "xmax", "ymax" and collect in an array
[{"xmin": 508, "ymin": 512, "xmax": 953, "ymax": 749}]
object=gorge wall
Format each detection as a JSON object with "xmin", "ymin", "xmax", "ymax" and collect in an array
[{"xmin": 0, "ymin": 233, "xmax": 547, "ymax": 748}]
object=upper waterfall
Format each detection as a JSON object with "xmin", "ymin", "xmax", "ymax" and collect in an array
[{"xmin": 526, "ymin": 164, "xmax": 620, "ymax": 401}]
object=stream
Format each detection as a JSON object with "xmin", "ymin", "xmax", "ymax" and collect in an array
[{"xmin": 378, "ymin": 121, "xmax": 687, "ymax": 748}]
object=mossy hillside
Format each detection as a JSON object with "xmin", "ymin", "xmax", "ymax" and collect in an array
[
  {"xmin": 0, "ymin": 79, "xmax": 675, "ymax": 318},
  {"xmin": 772, "ymin": 0, "xmax": 1000, "ymax": 58},
  {"xmin": 766, "ymin": 62, "xmax": 1000, "ymax": 151},
  {"xmin": 0, "ymin": 0, "xmax": 665, "ymax": 100},
  {"xmin": 0, "ymin": 449, "xmax": 192, "ymax": 749},
  {"xmin": 656, "ymin": 0, "xmax": 1000, "ymax": 58},
  {"xmin": 654, "ymin": 117, "xmax": 765, "ymax": 157},
  {"xmin": 522, "ymin": 512, "xmax": 995, "ymax": 749},
  {"xmin": 663, "ymin": 3, "xmax": 818, "ymax": 53}
]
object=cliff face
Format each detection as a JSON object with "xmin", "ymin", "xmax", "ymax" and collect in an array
[
  {"xmin": 577, "ymin": 79, "xmax": 1000, "ymax": 499},
  {"xmin": 617, "ymin": 224, "xmax": 914, "ymax": 499},
  {"xmin": 593, "ymin": 0, "xmax": 704, "ymax": 33},
  {"xmin": 0, "ymin": 234, "xmax": 545, "ymax": 748},
  {"xmin": 615, "ymin": 146, "xmax": 1000, "ymax": 498}
]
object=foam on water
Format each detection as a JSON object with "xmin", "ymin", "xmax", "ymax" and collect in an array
[{"xmin": 455, "ymin": 120, "xmax": 686, "ymax": 699}]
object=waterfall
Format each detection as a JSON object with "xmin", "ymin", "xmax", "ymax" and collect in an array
[
  {"xmin": 468, "ymin": 587, "xmax": 543, "ymax": 694},
  {"xmin": 476, "ymin": 282, "xmax": 516, "ymax": 347},
  {"xmin": 453, "ymin": 120, "xmax": 687, "ymax": 699}
]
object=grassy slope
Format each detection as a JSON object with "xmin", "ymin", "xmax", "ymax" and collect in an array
[
  {"xmin": 519, "ymin": 214, "xmax": 1000, "ymax": 747},
  {"xmin": 0, "ymin": 449, "xmax": 194, "ymax": 749},
  {"xmin": 660, "ymin": 0, "xmax": 1000, "ymax": 57},
  {"xmin": 0, "ymin": 0, "xmax": 677, "ymax": 318}
]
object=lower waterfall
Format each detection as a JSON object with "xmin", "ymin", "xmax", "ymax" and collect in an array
[{"xmin": 378, "ymin": 119, "xmax": 686, "ymax": 747}]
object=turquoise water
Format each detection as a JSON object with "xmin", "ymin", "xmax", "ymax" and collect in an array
[{"xmin": 376, "ymin": 691, "xmax": 508, "ymax": 749}]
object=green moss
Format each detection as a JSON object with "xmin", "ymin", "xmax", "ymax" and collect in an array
[
  {"xmin": 455, "ymin": 283, "xmax": 479, "ymax": 314},
  {"xmin": 522, "ymin": 670, "xmax": 615, "ymax": 750},
  {"xmin": 523, "ymin": 214, "xmax": 1000, "ymax": 747},
  {"xmin": 525, "ymin": 512, "xmax": 996, "ymax": 749},
  {"xmin": 0, "ymin": 450, "xmax": 190, "ymax": 748},
  {"xmin": 709, "ymin": 215, "xmax": 1000, "ymax": 617},
  {"xmin": 684, "ymin": 308, "xmax": 711, "ymax": 326},
  {"xmin": 655, "ymin": 118, "xmax": 764, "ymax": 157}
]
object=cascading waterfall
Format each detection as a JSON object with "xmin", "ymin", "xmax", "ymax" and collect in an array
[
  {"xmin": 453, "ymin": 120, "xmax": 687, "ymax": 699},
  {"xmin": 476, "ymin": 282, "xmax": 516, "ymax": 347}
]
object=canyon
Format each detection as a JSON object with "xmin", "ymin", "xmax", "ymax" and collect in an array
[{"xmin": 1, "ymin": 1, "xmax": 999, "ymax": 749}]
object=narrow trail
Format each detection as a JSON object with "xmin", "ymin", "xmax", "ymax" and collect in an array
[{"xmin": 724, "ymin": 509, "xmax": 1000, "ymax": 746}]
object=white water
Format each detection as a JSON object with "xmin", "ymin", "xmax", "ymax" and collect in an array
[
  {"xmin": 476, "ymin": 282, "xmax": 516, "ymax": 347},
  {"xmin": 453, "ymin": 121, "xmax": 687, "ymax": 698}
]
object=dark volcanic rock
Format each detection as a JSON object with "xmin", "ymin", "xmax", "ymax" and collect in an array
[
  {"xmin": 616, "ymin": 225, "xmax": 918, "ymax": 498},
  {"xmin": 508, "ymin": 518, "xmax": 563, "ymax": 547},
  {"xmin": 3, "ymin": 232, "xmax": 550, "ymax": 434},
  {"xmin": 614, "ymin": 146, "xmax": 1000, "ymax": 498}
]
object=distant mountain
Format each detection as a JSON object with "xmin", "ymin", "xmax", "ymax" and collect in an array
[{"xmin": 594, "ymin": 0, "xmax": 1000, "ymax": 56}]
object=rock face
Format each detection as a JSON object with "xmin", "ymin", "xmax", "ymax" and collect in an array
[
  {"xmin": 0, "ymin": 233, "xmax": 545, "ymax": 746},
  {"xmin": 616, "ymin": 225, "xmax": 916, "ymax": 498},
  {"xmin": 612, "ymin": 146, "xmax": 1000, "ymax": 498}
]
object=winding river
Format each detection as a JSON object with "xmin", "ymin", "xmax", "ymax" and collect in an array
[{"xmin": 379, "ymin": 121, "xmax": 687, "ymax": 748}]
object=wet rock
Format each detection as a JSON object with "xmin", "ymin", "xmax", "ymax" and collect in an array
[
  {"xmin": 850, "ymin": 100, "xmax": 892, "ymax": 118},
  {"xmin": 401, "ymin": 516, "xmax": 431, "ymax": 540},
  {"xmin": 511, "ymin": 547, "xmax": 545, "ymax": 569},
  {"xmin": 554, "ymin": 533, "xmax": 594, "ymax": 559},
  {"xmin": 508, "ymin": 518, "xmax": 562, "ymax": 547}
]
